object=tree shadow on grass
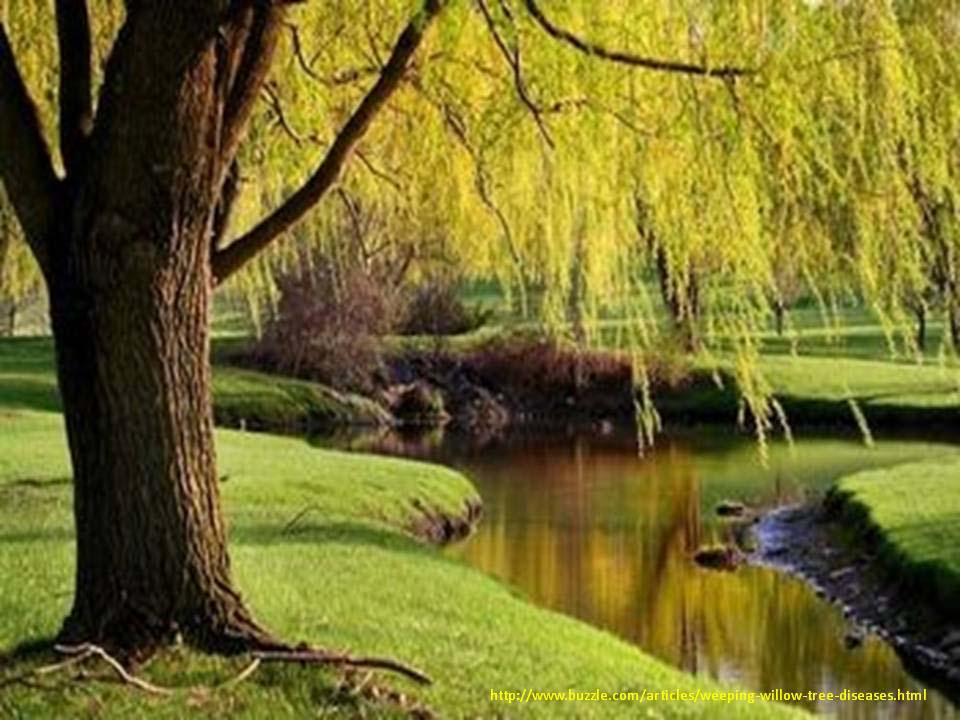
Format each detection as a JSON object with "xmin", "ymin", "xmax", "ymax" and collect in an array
[
  {"xmin": 232, "ymin": 519, "xmax": 445, "ymax": 561},
  {"xmin": 0, "ymin": 528, "xmax": 74, "ymax": 544},
  {"xmin": 2, "ymin": 478, "xmax": 71, "ymax": 490},
  {"xmin": 0, "ymin": 637, "xmax": 55, "ymax": 672},
  {"xmin": 0, "ymin": 376, "xmax": 62, "ymax": 413}
]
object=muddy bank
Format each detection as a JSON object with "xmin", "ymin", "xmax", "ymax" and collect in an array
[
  {"xmin": 754, "ymin": 501, "xmax": 960, "ymax": 698},
  {"xmin": 384, "ymin": 347, "xmax": 635, "ymax": 434},
  {"xmin": 407, "ymin": 497, "xmax": 484, "ymax": 546}
]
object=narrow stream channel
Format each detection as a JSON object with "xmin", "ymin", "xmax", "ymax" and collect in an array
[{"xmin": 329, "ymin": 428, "xmax": 959, "ymax": 719}]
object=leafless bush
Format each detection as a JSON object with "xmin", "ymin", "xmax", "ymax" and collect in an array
[
  {"xmin": 467, "ymin": 337, "xmax": 633, "ymax": 401},
  {"xmin": 398, "ymin": 278, "xmax": 489, "ymax": 336},
  {"xmin": 252, "ymin": 258, "xmax": 397, "ymax": 392}
]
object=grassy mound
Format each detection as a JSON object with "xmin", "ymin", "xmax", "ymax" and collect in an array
[{"xmin": 830, "ymin": 459, "xmax": 960, "ymax": 614}]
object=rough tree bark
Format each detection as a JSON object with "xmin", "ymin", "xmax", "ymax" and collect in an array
[{"xmin": 44, "ymin": 3, "xmax": 286, "ymax": 654}]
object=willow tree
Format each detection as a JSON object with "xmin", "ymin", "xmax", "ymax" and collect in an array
[
  {"xmin": 0, "ymin": 0, "xmax": 455, "ymax": 656},
  {"xmin": 0, "ymin": 0, "xmax": 948, "ymax": 661}
]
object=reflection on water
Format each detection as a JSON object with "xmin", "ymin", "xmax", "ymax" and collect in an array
[{"xmin": 325, "ymin": 427, "xmax": 959, "ymax": 719}]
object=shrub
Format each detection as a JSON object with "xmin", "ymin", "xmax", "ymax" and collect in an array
[
  {"xmin": 398, "ymin": 278, "xmax": 488, "ymax": 336},
  {"xmin": 466, "ymin": 337, "xmax": 633, "ymax": 402},
  {"xmin": 252, "ymin": 259, "xmax": 396, "ymax": 392}
]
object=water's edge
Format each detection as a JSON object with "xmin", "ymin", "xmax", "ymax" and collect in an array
[{"xmin": 753, "ymin": 502, "xmax": 960, "ymax": 702}]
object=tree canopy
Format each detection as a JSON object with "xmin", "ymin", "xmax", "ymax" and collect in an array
[{"xmin": 3, "ymin": 0, "xmax": 959, "ymax": 441}]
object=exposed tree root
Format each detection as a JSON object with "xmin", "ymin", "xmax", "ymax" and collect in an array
[
  {"xmin": 1, "ymin": 639, "xmax": 435, "ymax": 718},
  {"xmin": 217, "ymin": 657, "xmax": 262, "ymax": 688},
  {"xmin": 3, "ymin": 612, "xmax": 433, "ymax": 717},
  {"xmin": 54, "ymin": 644, "xmax": 174, "ymax": 696},
  {"xmin": 251, "ymin": 647, "xmax": 432, "ymax": 686},
  {"xmin": 204, "ymin": 616, "xmax": 433, "ymax": 686}
]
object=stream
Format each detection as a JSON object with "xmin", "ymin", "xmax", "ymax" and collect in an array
[{"xmin": 327, "ymin": 427, "xmax": 959, "ymax": 718}]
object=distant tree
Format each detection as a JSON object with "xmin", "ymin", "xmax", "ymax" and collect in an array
[{"xmin": 636, "ymin": 195, "xmax": 704, "ymax": 353}]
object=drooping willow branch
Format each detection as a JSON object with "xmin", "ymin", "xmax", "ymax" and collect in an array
[
  {"xmin": 212, "ymin": 0, "xmax": 449, "ymax": 284},
  {"xmin": 476, "ymin": 0, "xmax": 554, "ymax": 148},
  {"xmin": 521, "ymin": 0, "xmax": 754, "ymax": 78}
]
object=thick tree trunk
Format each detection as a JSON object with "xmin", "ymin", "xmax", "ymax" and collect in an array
[
  {"xmin": 774, "ymin": 299, "xmax": 785, "ymax": 337},
  {"xmin": 915, "ymin": 303, "xmax": 927, "ymax": 352},
  {"xmin": 36, "ymin": 5, "xmax": 284, "ymax": 657},
  {"xmin": 1, "ymin": 0, "xmax": 442, "ymax": 668},
  {"xmin": 48, "ymin": 229, "xmax": 267, "ymax": 655}
]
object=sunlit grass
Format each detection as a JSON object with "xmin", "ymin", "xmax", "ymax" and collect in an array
[{"xmin": 834, "ymin": 460, "xmax": 960, "ymax": 613}]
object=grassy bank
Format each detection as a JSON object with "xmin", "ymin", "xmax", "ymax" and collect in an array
[
  {"xmin": 655, "ymin": 355, "xmax": 960, "ymax": 428},
  {"xmin": 0, "ymin": 337, "xmax": 387, "ymax": 433},
  {"xmin": 450, "ymin": 286, "xmax": 960, "ymax": 428},
  {"xmin": 0, "ymin": 340, "xmax": 802, "ymax": 717},
  {"xmin": 828, "ymin": 460, "xmax": 960, "ymax": 614}
]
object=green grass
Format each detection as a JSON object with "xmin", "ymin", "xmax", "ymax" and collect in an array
[
  {"xmin": 0, "ymin": 337, "xmax": 387, "ymax": 433},
  {"xmin": 0, "ymin": 339, "xmax": 804, "ymax": 718},
  {"xmin": 831, "ymin": 459, "xmax": 960, "ymax": 614},
  {"xmin": 652, "ymin": 353, "xmax": 960, "ymax": 427}
]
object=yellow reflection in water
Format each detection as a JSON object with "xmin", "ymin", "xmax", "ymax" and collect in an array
[{"xmin": 448, "ymin": 433, "xmax": 956, "ymax": 720}]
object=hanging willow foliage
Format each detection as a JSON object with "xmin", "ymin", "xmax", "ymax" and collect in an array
[{"xmin": 3, "ymin": 0, "xmax": 960, "ymax": 446}]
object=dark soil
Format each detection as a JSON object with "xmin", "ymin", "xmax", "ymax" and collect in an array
[
  {"xmin": 384, "ymin": 349, "xmax": 634, "ymax": 434},
  {"xmin": 407, "ymin": 498, "xmax": 484, "ymax": 546}
]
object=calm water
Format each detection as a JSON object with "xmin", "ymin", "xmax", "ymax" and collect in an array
[{"xmin": 329, "ymin": 428, "xmax": 960, "ymax": 718}]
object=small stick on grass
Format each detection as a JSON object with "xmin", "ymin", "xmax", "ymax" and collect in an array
[
  {"xmin": 34, "ymin": 647, "xmax": 94, "ymax": 675},
  {"xmin": 217, "ymin": 657, "xmax": 262, "ymax": 688},
  {"xmin": 0, "ymin": 647, "xmax": 94, "ymax": 689},
  {"xmin": 282, "ymin": 504, "xmax": 322, "ymax": 534}
]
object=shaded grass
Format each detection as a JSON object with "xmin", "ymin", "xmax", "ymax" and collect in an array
[
  {"xmin": 830, "ymin": 459, "xmax": 960, "ymax": 614},
  {"xmin": 0, "ymin": 337, "xmax": 387, "ymax": 432}
]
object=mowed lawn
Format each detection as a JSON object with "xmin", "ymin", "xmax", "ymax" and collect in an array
[
  {"xmin": 0, "ymin": 339, "xmax": 804, "ymax": 719},
  {"xmin": 833, "ymin": 460, "xmax": 960, "ymax": 613}
]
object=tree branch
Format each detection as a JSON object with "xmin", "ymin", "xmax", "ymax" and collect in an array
[
  {"xmin": 212, "ymin": 0, "xmax": 449, "ymax": 284},
  {"xmin": 211, "ymin": 160, "xmax": 241, "ymax": 255},
  {"xmin": 55, "ymin": 0, "xmax": 94, "ymax": 175},
  {"xmin": 476, "ymin": 0, "xmax": 554, "ymax": 148},
  {"xmin": 0, "ymin": 23, "xmax": 59, "ymax": 274},
  {"xmin": 522, "ymin": 0, "xmax": 753, "ymax": 78},
  {"xmin": 220, "ymin": 4, "xmax": 284, "ymax": 167}
]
